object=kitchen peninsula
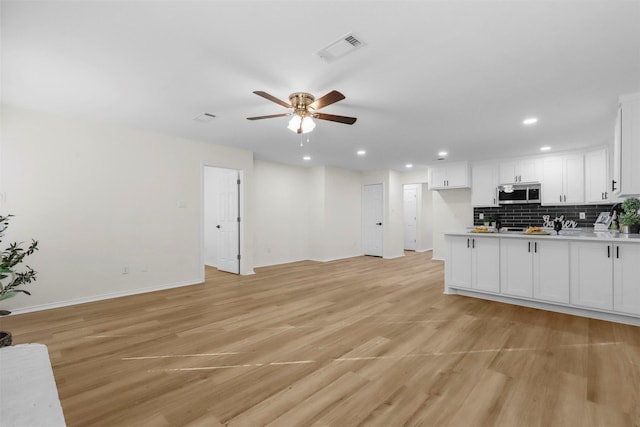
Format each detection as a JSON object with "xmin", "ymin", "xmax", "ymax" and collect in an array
[{"xmin": 445, "ymin": 230, "xmax": 640, "ymax": 326}]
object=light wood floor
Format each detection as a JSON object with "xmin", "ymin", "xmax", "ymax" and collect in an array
[{"xmin": 1, "ymin": 251, "xmax": 639, "ymax": 426}]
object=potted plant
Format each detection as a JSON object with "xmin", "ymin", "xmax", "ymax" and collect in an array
[
  {"xmin": 0, "ymin": 215, "xmax": 39, "ymax": 347},
  {"xmin": 619, "ymin": 197, "xmax": 640, "ymax": 234},
  {"xmin": 483, "ymin": 215, "xmax": 492, "ymax": 227}
]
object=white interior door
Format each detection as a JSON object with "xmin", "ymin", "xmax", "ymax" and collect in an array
[
  {"xmin": 204, "ymin": 167, "xmax": 240, "ymax": 274},
  {"xmin": 403, "ymin": 184, "xmax": 417, "ymax": 250},
  {"xmin": 363, "ymin": 183, "xmax": 383, "ymax": 257}
]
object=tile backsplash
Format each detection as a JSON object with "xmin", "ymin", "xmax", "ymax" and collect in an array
[{"xmin": 474, "ymin": 203, "xmax": 619, "ymax": 228}]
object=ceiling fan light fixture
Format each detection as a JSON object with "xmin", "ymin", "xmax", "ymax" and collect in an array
[
  {"xmin": 287, "ymin": 115, "xmax": 301, "ymax": 132},
  {"xmin": 301, "ymin": 116, "xmax": 315, "ymax": 133},
  {"xmin": 288, "ymin": 114, "xmax": 315, "ymax": 133}
]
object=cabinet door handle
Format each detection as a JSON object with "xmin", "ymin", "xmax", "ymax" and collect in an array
[
  {"xmin": 564, "ymin": 195, "xmax": 566, "ymax": 202},
  {"xmin": 559, "ymin": 195, "xmax": 562, "ymax": 202},
  {"xmin": 534, "ymin": 242, "xmax": 537, "ymax": 253},
  {"xmin": 604, "ymin": 191, "xmax": 608, "ymax": 200},
  {"xmin": 528, "ymin": 242, "xmax": 531, "ymax": 253},
  {"xmin": 612, "ymin": 180, "xmax": 617, "ymax": 192},
  {"xmin": 616, "ymin": 246, "xmax": 620, "ymax": 259},
  {"xmin": 467, "ymin": 238, "xmax": 470, "ymax": 248},
  {"xmin": 607, "ymin": 245, "xmax": 611, "ymax": 258},
  {"xmin": 472, "ymin": 239, "xmax": 475, "ymax": 249}
]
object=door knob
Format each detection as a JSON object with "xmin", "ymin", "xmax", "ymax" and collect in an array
[
  {"xmin": 376, "ymin": 222, "xmax": 382, "ymax": 226},
  {"xmin": 216, "ymin": 225, "xmax": 221, "ymax": 229}
]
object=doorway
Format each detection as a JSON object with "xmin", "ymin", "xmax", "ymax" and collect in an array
[
  {"xmin": 403, "ymin": 184, "xmax": 418, "ymax": 250},
  {"xmin": 203, "ymin": 166, "xmax": 241, "ymax": 274},
  {"xmin": 362, "ymin": 183, "xmax": 383, "ymax": 256}
]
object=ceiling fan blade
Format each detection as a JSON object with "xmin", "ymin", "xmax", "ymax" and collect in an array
[
  {"xmin": 313, "ymin": 112, "xmax": 357, "ymax": 125},
  {"xmin": 309, "ymin": 90, "xmax": 345, "ymax": 110},
  {"xmin": 253, "ymin": 91, "xmax": 291, "ymax": 108},
  {"xmin": 246, "ymin": 113, "xmax": 290, "ymax": 120}
]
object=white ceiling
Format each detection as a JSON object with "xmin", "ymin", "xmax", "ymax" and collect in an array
[{"xmin": 2, "ymin": 1, "xmax": 639, "ymax": 171}]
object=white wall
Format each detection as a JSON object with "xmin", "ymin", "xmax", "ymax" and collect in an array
[
  {"xmin": 307, "ymin": 166, "xmax": 326, "ymax": 262},
  {"xmin": 316, "ymin": 166, "xmax": 362, "ymax": 261},
  {"xmin": 386, "ymin": 170, "xmax": 405, "ymax": 258},
  {"xmin": 431, "ymin": 188, "xmax": 473, "ymax": 260},
  {"xmin": 252, "ymin": 163, "xmax": 363, "ymax": 265},
  {"xmin": 253, "ymin": 160, "xmax": 310, "ymax": 267},
  {"xmin": 418, "ymin": 183, "xmax": 434, "ymax": 251},
  {"xmin": 1, "ymin": 105, "xmax": 254, "ymax": 313}
]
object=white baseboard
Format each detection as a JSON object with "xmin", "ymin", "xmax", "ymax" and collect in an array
[{"xmin": 7, "ymin": 279, "xmax": 203, "ymax": 316}]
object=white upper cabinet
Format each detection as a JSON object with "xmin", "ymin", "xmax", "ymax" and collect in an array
[
  {"xmin": 499, "ymin": 158, "xmax": 541, "ymax": 184},
  {"xmin": 471, "ymin": 163, "xmax": 499, "ymax": 207},
  {"xmin": 429, "ymin": 161, "xmax": 470, "ymax": 190},
  {"xmin": 585, "ymin": 148, "xmax": 617, "ymax": 203},
  {"xmin": 613, "ymin": 93, "xmax": 640, "ymax": 196},
  {"xmin": 541, "ymin": 154, "xmax": 584, "ymax": 205}
]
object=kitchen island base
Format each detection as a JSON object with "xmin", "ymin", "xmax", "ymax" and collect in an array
[{"xmin": 445, "ymin": 231, "xmax": 640, "ymax": 327}]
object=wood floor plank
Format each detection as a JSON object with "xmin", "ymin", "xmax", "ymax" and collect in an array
[{"xmin": 1, "ymin": 251, "xmax": 639, "ymax": 426}]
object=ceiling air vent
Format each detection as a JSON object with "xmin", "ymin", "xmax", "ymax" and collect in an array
[
  {"xmin": 193, "ymin": 112, "xmax": 217, "ymax": 123},
  {"xmin": 316, "ymin": 33, "xmax": 366, "ymax": 63}
]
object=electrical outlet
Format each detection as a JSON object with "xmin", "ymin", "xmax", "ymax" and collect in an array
[
  {"xmin": 479, "ymin": 213, "xmax": 484, "ymax": 220},
  {"xmin": 579, "ymin": 212, "xmax": 586, "ymax": 219}
]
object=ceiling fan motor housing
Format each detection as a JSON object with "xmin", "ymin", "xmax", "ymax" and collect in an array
[{"xmin": 289, "ymin": 93, "xmax": 315, "ymax": 116}]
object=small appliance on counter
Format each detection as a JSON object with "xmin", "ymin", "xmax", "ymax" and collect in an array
[{"xmin": 594, "ymin": 212, "xmax": 613, "ymax": 231}]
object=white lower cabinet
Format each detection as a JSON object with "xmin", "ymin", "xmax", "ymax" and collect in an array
[
  {"xmin": 569, "ymin": 241, "xmax": 617, "ymax": 311},
  {"xmin": 569, "ymin": 241, "xmax": 640, "ymax": 314},
  {"xmin": 500, "ymin": 239, "xmax": 533, "ymax": 297},
  {"xmin": 533, "ymin": 240, "xmax": 570, "ymax": 303},
  {"xmin": 613, "ymin": 244, "xmax": 640, "ymax": 315},
  {"xmin": 500, "ymin": 238, "xmax": 570, "ymax": 302},
  {"xmin": 446, "ymin": 235, "xmax": 500, "ymax": 292}
]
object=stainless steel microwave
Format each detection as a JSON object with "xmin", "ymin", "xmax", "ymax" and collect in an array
[{"xmin": 498, "ymin": 183, "xmax": 541, "ymax": 204}]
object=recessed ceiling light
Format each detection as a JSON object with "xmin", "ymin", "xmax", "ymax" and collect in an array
[
  {"xmin": 540, "ymin": 146, "xmax": 551, "ymax": 151},
  {"xmin": 438, "ymin": 151, "xmax": 448, "ymax": 157},
  {"xmin": 357, "ymin": 150, "xmax": 366, "ymax": 156},
  {"xmin": 303, "ymin": 156, "xmax": 311, "ymax": 161},
  {"xmin": 523, "ymin": 117, "xmax": 538, "ymax": 125},
  {"xmin": 405, "ymin": 163, "xmax": 413, "ymax": 168}
]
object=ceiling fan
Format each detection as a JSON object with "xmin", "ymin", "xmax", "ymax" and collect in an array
[{"xmin": 246, "ymin": 90, "xmax": 357, "ymax": 134}]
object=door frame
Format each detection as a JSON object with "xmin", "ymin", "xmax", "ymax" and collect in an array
[{"xmin": 201, "ymin": 164, "xmax": 245, "ymax": 277}]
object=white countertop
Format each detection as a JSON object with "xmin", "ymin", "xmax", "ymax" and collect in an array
[{"xmin": 446, "ymin": 228, "xmax": 640, "ymax": 242}]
